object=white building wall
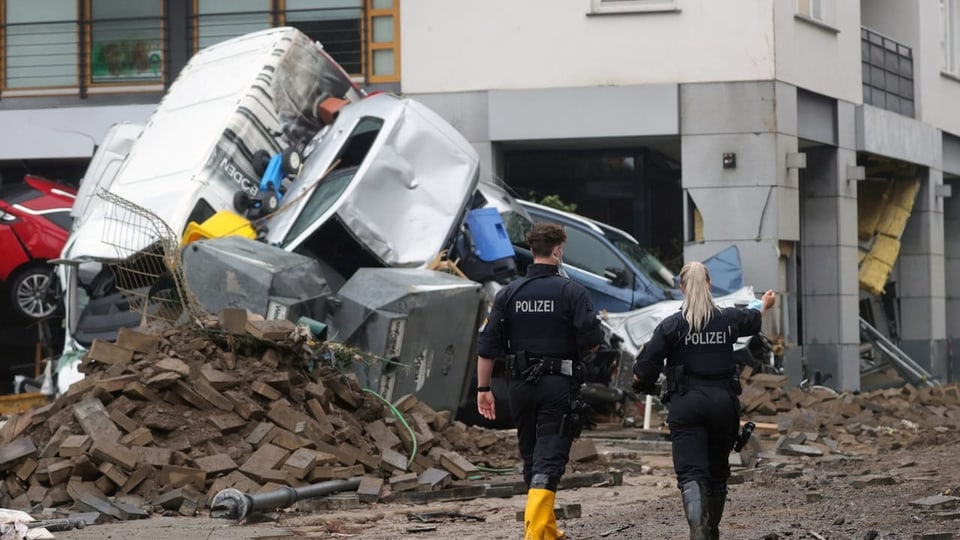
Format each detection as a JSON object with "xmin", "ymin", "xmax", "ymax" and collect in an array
[
  {"xmin": 400, "ymin": 0, "xmax": 775, "ymax": 94},
  {"xmin": 917, "ymin": 2, "xmax": 960, "ymax": 136},
  {"xmin": 773, "ymin": 0, "xmax": 863, "ymax": 104}
]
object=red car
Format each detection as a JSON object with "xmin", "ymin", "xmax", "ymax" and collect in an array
[{"xmin": 0, "ymin": 175, "xmax": 76, "ymax": 320}]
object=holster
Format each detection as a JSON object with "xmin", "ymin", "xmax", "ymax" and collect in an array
[
  {"xmin": 505, "ymin": 351, "xmax": 529, "ymax": 381},
  {"xmin": 664, "ymin": 365, "xmax": 685, "ymax": 402},
  {"xmin": 731, "ymin": 374, "xmax": 743, "ymax": 395},
  {"xmin": 559, "ymin": 398, "xmax": 594, "ymax": 439}
]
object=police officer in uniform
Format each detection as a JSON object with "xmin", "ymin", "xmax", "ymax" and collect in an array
[
  {"xmin": 633, "ymin": 261, "xmax": 775, "ymax": 539},
  {"xmin": 476, "ymin": 222, "xmax": 604, "ymax": 540}
]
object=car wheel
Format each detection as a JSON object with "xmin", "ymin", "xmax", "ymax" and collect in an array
[
  {"xmin": 9, "ymin": 264, "xmax": 60, "ymax": 320},
  {"xmin": 253, "ymin": 150, "xmax": 273, "ymax": 178}
]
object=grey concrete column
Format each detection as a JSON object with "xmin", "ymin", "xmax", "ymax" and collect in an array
[
  {"xmin": 798, "ymin": 146, "xmax": 862, "ymax": 391},
  {"xmin": 898, "ymin": 168, "xmax": 949, "ymax": 381},
  {"xmin": 945, "ymin": 178, "xmax": 960, "ymax": 382}
]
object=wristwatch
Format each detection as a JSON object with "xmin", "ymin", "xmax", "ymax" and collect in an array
[{"xmin": 477, "ymin": 386, "xmax": 491, "ymax": 392}]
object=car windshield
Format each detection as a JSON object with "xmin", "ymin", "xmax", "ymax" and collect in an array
[
  {"xmin": 611, "ymin": 239, "xmax": 675, "ymax": 290},
  {"xmin": 282, "ymin": 165, "xmax": 358, "ymax": 246}
]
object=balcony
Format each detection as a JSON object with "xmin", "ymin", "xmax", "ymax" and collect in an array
[{"xmin": 861, "ymin": 27, "xmax": 914, "ymax": 117}]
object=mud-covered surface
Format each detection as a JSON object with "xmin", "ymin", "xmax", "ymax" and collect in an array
[
  {"xmin": 275, "ymin": 434, "xmax": 959, "ymax": 539},
  {"xmin": 51, "ymin": 433, "xmax": 959, "ymax": 539}
]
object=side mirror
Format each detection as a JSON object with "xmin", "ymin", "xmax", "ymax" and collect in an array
[{"xmin": 603, "ymin": 267, "xmax": 631, "ymax": 288}]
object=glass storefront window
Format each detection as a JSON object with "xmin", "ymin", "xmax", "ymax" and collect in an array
[
  {"xmin": 5, "ymin": 0, "xmax": 78, "ymax": 88},
  {"xmin": 90, "ymin": 0, "xmax": 163, "ymax": 83}
]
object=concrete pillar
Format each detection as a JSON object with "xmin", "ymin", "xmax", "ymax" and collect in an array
[
  {"xmin": 898, "ymin": 168, "xmax": 949, "ymax": 381},
  {"xmin": 798, "ymin": 147, "xmax": 862, "ymax": 391},
  {"xmin": 945, "ymin": 178, "xmax": 960, "ymax": 382}
]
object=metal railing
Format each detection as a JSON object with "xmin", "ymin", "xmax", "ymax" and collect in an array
[
  {"xmin": 861, "ymin": 27, "xmax": 915, "ymax": 117},
  {"xmin": 187, "ymin": 7, "xmax": 364, "ymax": 76},
  {"xmin": 0, "ymin": 7, "xmax": 366, "ymax": 93}
]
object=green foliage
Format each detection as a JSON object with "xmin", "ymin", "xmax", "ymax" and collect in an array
[{"xmin": 534, "ymin": 194, "xmax": 577, "ymax": 213}]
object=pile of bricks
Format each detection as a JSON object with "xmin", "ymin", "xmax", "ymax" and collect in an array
[
  {"xmin": 0, "ymin": 320, "xmax": 519, "ymax": 520},
  {"xmin": 737, "ymin": 367, "xmax": 960, "ymax": 459}
]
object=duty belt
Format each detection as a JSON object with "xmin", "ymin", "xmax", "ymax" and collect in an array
[
  {"xmin": 529, "ymin": 357, "xmax": 575, "ymax": 377},
  {"xmin": 686, "ymin": 374, "xmax": 734, "ymax": 387}
]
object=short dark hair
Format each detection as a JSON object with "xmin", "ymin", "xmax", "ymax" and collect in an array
[{"xmin": 526, "ymin": 222, "xmax": 566, "ymax": 257}]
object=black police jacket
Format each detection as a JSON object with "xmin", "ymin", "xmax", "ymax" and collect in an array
[
  {"xmin": 632, "ymin": 306, "xmax": 762, "ymax": 384},
  {"xmin": 477, "ymin": 263, "xmax": 604, "ymax": 359}
]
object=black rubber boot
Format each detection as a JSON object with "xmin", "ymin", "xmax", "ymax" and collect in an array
[
  {"xmin": 706, "ymin": 491, "xmax": 726, "ymax": 539},
  {"xmin": 681, "ymin": 481, "xmax": 710, "ymax": 540}
]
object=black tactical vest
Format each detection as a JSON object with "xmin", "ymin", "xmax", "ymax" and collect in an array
[
  {"xmin": 668, "ymin": 309, "xmax": 737, "ymax": 377},
  {"xmin": 505, "ymin": 275, "xmax": 578, "ymax": 358}
]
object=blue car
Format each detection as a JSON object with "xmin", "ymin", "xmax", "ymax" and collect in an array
[{"xmin": 518, "ymin": 201, "xmax": 743, "ymax": 313}]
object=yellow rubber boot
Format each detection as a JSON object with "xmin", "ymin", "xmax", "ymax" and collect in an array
[{"xmin": 524, "ymin": 488, "xmax": 559, "ymax": 539}]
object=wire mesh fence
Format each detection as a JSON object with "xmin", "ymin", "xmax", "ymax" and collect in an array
[{"xmin": 96, "ymin": 189, "xmax": 206, "ymax": 326}]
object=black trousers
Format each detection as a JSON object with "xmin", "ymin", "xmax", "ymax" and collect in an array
[
  {"xmin": 667, "ymin": 385, "xmax": 739, "ymax": 492},
  {"xmin": 508, "ymin": 374, "xmax": 576, "ymax": 490}
]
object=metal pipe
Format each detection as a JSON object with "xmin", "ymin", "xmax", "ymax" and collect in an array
[{"xmin": 211, "ymin": 477, "xmax": 363, "ymax": 520}]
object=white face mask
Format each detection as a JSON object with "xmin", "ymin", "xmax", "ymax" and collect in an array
[{"xmin": 552, "ymin": 247, "xmax": 563, "ymax": 269}]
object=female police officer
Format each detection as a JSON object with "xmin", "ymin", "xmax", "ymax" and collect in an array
[
  {"xmin": 476, "ymin": 222, "xmax": 604, "ymax": 540},
  {"xmin": 633, "ymin": 261, "xmax": 775, "ymax": 539}
]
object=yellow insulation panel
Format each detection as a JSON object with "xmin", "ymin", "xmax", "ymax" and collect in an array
[
  {"xmin": 857, "ymin": 183, "xmax": 889, "ymax": 241},
  {"xmin": 875, "ymin": 178, "xmax": 920, "ymax": 238},
  {"xmin": 859, "ymin": 255, "xmax": 893, "ymax": 296},
  {"xmin": 856, "ymin": 177, "xmax": 920, "ymax": 295}
]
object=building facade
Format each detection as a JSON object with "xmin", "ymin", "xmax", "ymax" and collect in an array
[{"xmin": 400, "ymin": 0, "xmax": 960, "ymax": 390}]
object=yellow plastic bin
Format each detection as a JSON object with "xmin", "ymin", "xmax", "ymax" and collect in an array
[{"xmin": 182, "ymin": 210, "xmax": 257, "ymax": 245}]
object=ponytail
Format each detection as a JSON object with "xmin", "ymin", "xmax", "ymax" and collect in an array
[{"xmin": 680, "ymin": 262, "xmax": 715, "ymax": 333}]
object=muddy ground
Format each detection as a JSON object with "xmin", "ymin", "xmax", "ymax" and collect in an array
[{"xmin": 53, "ymin": 429, "xmax": 959, "ymax": 540}]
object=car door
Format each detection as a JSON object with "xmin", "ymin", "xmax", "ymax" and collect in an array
[{"xmin": 557, "ymin": 225, "xmax": 634, "ymax": 312}]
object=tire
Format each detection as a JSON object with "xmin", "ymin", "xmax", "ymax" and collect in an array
[
  {"xmin": 281, "ymin": 147, "xmax": 302, "ymax": 175},
  {"xmin": 252, "ymin": 149, "xmax": 272, "ymax": 177},
  {"xmin": 233, "ymin": 190, "xmax": 252, "ymax": 213},
  {"xmin": 8, "ymin": 264, "xmax": 60, "ymax": 321}
]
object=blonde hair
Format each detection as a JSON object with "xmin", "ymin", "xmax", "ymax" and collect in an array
[{"xmin": 680, "ymin": 262, "xmax": 715, "ymax": 333}]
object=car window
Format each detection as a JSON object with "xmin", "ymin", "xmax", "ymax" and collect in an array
[{"xmin": 562, "ymin": 225, "xmax": 624, "ymax": 277}]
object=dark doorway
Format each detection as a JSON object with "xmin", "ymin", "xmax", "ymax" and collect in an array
[{"xmin": 502, "ymin": 147, "xmax": 684, "ymax": 271}]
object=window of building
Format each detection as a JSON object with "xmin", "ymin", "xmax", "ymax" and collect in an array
[
  {"xmin": 797, "ymin": 0, "xmax": 823, "ymax": 20},
  {"xmin": 3, "ymin": 0, "xmax": 78, "ymax": 88},
  {"xmin": 286, "ymin": 0, "xmax": 362, "ymax": 76},
  {"xmin": 195, "ymin": 0, "xmax": 271, "ymax": 50},
  {"xmin": 589, "ymin": 0, "xmax": 677, "ymax": 15},
  {"xmin": 862, "ymin": 27, "xmax": 915, "ymax": 117},
  {"xmin": 944, "ymin": 0, "xmax": 960, "ymax": 74},
  {"xmin": 89, "ymin": 0, "xmax": 164, "ymax": 84},
  {"xmin": 191, "ymin": 1, "xmax": 399, "ymax": 82},
  {"xmin": 366, "ymin": 0, "xmax": 399, "ymax": 82}
]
